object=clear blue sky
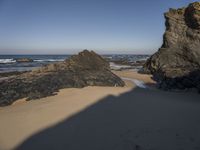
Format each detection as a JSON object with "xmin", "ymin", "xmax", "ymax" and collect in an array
[{"xmin": 0, "ymin": 0, "xmax": 196, "ymax": 54}]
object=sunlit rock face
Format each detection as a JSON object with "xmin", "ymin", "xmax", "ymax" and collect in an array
[
  {"xmin": 0, "ymin": 50, "xmax": 125, "ymax": 106},
  {"xmin": 143, "ymin": 2, "xmax": 200, "ymax": 91}
]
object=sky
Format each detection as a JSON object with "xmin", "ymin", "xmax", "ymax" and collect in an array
[{"xmin": 0, "ymin": 0, "xmax": 197, "ymax": 54}]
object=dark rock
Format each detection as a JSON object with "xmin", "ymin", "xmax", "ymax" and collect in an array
[
  {"xmin": 0, "ymin": 71, "xmax": 29, "ymax": 78},
  {"xmin": 143, "ymin": 2, "xmax": 200, "ymax": 91},
  {"xmin": 15, "ymin": 58, "xmax": 33, "ymax": 63},
  {"xmin": 0, "ymin": 50, "xmax": 125, "ymax": 106},
  {"xmin": 111, "ymin": 59, "xmax": 131, "ymax": 66},
  {"xmin": 111, "ymin": 59, "xmax": 146, "ymax": 67}
]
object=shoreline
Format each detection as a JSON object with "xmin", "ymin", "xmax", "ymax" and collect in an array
[
  {"xmin": 8, "ymin": 70, "xmax": 155, "ymax": 106},
  {"xmin": 1, "ymin": 69, "xmax": 198, "ymax": 107}
]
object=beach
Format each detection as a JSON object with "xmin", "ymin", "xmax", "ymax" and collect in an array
[
  {"xmin": 0, "ymin": 70, "xmax": 200, "ymax": 150},
  {"xmin": 0, "ymin": 71, "xmax": 133, "ymax": 150},
  {"xmin": 0, "ymin": 1, "xmax": 200, "ymax": 150}
]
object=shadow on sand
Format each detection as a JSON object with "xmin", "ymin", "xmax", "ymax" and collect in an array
[{"xmin": 15, "ymin": 87, "xmax": 200, "ymax": 150}]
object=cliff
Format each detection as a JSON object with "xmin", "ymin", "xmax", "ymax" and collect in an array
[{"xmin": 143, "ymin": 2, "xmax": 200, "ymax": 91}]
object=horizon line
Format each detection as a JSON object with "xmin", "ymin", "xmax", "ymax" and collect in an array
[{"xmin": 0, "ymin": 53, "xmax": 151, "ymax": 55}]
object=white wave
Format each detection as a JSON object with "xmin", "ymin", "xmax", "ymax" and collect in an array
[
  {"xmin": 138, "ymin": 57, "xmax": 149, "ymax": 61},
  {"xmin": 0, "ymin": 59, "xmax": 16, "ymax": 64},
  {"xmin": 109, "ymin": 62, "xmax": 131, "ymax": 70},
  {"xmin": 121, "ymin": 77, "xmax": 147, "ymax": 88},
  {"xmin": 34, "ymin": 59, "xmax": 65, "ymax": 62}
]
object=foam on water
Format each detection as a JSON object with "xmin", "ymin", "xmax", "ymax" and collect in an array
[
  {"xmin": 109, "ymin": 62, "xmax": 131, "ymax": 70},
  {"xmin": 0, "ymin": 58, "xmax": 65, "ymax": 64},
  {"xmin": 0, "ymin": 59, "xmax": 16, "ymax": 64},
  {"xmin": 34, "ymin": 59, "xmax": 65, "ymax": 62},
  {"xmin": 121, "ymin": 77, "xmax": 147, "ymax": 88}
]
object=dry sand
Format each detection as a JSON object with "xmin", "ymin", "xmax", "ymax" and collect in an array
[
  {"xmin": 0, "ymin": 76, "xmax": 133, "ymax": 150},
  {"xmin": 0, "ymin": 70, "xmax": 200, "ymax": 150}
]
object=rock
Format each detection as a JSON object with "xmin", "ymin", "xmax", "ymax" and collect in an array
[
  {"xmin": 0, "ymin": 71, "xmax": 29, "ymax": 78},
  {"xmin": 111, "ymin": 60, "xmax": 146, "ymax": 67},
  {"xmin": 0, "ymin": 50, "xmax": 125, "ymax": 106},
  {"xmin": 110, "ymin": 59, "xmax": 133, "ymax": 66},
  {"xmin": 143, "ymin": 2, "xmax": 200, "ymax": 91},
  {"xmin": 111, "ymin": 59, "xmax": 146, "ymax": 66},
  {"xmin": 15, "ymin": 58, "xmax": 33, "ymax": 63}
]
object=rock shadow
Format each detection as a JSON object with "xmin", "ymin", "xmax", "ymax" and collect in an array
[{"xmin": 15, "ymin": 87, "xmax": 200, "ymax": 150}]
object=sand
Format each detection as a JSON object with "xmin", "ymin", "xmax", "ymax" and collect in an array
[
  {"xmin": 0, "ymin": 78, "xmax": 133, "ymax": 150},
  {"xmin": 0, "ymin": 70, "xmax": 200, "ymax": 150},
  {"xmin": 113, "ymin": 70, "xmax": 156, "ymax": 85}
]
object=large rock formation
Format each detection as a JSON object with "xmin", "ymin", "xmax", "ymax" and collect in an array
[
  {"xmin": 0, "ymin": 50, "xmax": 124, "ymax": 106},
  {"xmin": 143, "ymin": 2, "xmax": 200, "ymax": 91}
]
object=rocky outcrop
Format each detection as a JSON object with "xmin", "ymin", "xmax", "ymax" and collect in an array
[
  {"xmin": 15, "ymin": 58, "xmax": 33, "ymax": 63},
  {"xmin": 143, "ymin": 2, "xmax": 200, "ymax": 91},
  {"xmin": 0, "ymin": 50, "xmax": 124, "ymax": 106}
]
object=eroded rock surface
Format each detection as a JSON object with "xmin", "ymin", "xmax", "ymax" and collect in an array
[
  {"xmin": 0, "ymin": 50, "xmax": 124, "ymax": 106},
  {"xmin": 143, "ymin": 2, "xmax": 200, "ymax": 91}
]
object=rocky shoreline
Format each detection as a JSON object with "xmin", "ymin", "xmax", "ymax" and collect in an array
[{"xmin": 0, "ymin": 50, "xmax": 124, "ymax": 106}]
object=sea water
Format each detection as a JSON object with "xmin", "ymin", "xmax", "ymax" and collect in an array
[
  {"xmin": 0, "ymin": 54, "xmax": 149, "ymax": 73},
  {"xmin": 0, "ymin": 55, "xmax": 69, "ymax": 72}
]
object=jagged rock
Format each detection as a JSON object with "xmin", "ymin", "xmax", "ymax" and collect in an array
[
  {"xmin": 143, "ymin": 2, "xmax": 200, "ymax": 91},
  {"xmin": 0, "ymin": 50, "xmax": 124, "ymax": 106},
  {"xmin": 15, "ymin": 58, "xmax": 33, "ymax": 63}
]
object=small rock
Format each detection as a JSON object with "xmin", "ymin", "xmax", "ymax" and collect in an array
[{"xmin": 15, "ymin": 58, "xmax": 33, "ymax": 63}]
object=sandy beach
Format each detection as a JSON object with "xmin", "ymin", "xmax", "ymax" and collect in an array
[
  {"xmin": 0, "ymin": 70, "xmax": 200, "ymax": 150},
  {"xmin": 1, "ymin": 1, "xmax": 200, "ymax": 150}
]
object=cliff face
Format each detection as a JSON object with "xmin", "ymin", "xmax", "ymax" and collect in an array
[
  {"xmin": 143, "ymin": 2, "xmax": 200, "ymax": 91},
  {"xmin": 0, "ymin": 50, "xmax": 125, "ymax": 106}
]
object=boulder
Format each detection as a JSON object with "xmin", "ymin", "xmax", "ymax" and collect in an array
[
  {"xmin": 0, "ymin": 50, "xmax": 124, "ymax": 106},
  {"xmin": 143, "ymin": 2, "xmax": 200, "ymax": 91},
  {"xmin": 15, "ymin": 58, "xmax": 33, "ymax": 63}
]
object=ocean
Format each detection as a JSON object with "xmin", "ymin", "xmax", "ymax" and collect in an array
[{"xmin": 0, "ymin": 54, "xmax": 149, "ymax": 73}]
